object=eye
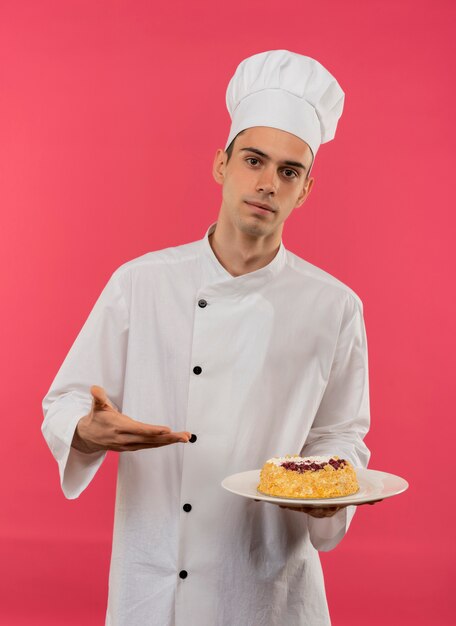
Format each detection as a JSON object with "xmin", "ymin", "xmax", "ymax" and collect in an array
[
  {"xmin": 282, "ymin": 168, "xmax": 298, "ymax": 179},
  {"xmin": 245, "ymin": 158, "xmax": 298, "ymax": 180}
]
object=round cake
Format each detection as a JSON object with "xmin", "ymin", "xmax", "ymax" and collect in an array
[{"xmin": 257, "ymin": 455, "xmax": 359, "ymax": 498}]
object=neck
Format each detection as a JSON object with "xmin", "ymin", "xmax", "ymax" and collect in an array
[{"xmin": 208, "ymin": 214, "xmax": 282, "ymax": 277}]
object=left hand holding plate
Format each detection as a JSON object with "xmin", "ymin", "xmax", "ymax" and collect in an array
[{"xmin": 253, "ymin": 499, "xmax": 383, "ymax": 518}]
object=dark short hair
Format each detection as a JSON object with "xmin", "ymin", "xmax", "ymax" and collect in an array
[
  {"xmin": 224, "ymin": 129, "xmax": 312, "ymax": 180},
  {"xmin": 225, "ymin": 130, "xmax": 246, "ymax": 163}
]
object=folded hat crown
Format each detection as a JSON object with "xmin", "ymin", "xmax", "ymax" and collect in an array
[{"xmin": 225, "ymin": 50, "xmax": 345, "ymax": 157}]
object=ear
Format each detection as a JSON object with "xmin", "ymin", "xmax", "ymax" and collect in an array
[
  {"xmin": 295, "ymin": 176, "xmax": 314, "ymax": 208},
  {"xmin": 212, "ymin": 148, "xmax": 227, "ymax": 185}
]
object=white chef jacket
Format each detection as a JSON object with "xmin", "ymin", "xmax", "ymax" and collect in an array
[{"xmin": 42, "ymin": 221, "xmax": 370, "ymax": 626}]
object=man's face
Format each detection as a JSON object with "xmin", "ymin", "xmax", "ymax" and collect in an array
[{"xmin": 212, "ymin": 126, "xmax": 314, "ymax": 239}]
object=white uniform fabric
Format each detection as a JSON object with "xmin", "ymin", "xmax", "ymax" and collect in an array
[{"xmin": 42, "ymin": 221, "xmax": 371, "ymax": 626}]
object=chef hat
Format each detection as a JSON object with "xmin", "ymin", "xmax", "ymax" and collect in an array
[{"xmin": 224, "ymin": 50, "xmax": 345, "ymax": 164}]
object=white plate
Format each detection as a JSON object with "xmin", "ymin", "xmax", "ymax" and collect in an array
[{"xmin": 221, "ymin": 468, "xmax": 409, "ymax": 507}]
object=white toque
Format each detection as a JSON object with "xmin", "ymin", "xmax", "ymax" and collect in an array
[{"xmin": 224, "ymin": 50, "xmax": 345, "ymax": 159}]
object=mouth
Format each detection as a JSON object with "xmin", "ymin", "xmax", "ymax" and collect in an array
[{"xmin": 244, "ymin": 201, "xmax": 276, "ymax": 214}]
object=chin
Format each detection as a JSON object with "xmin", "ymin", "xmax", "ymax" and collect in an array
[{"xmin": 237, "ymin": 218, "xmax": 270, "ymax": 238}]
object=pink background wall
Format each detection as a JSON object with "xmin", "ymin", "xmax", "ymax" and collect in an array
[{"xmin": 1, "ymin": 0, "xmax": 454, "ymax": 624}]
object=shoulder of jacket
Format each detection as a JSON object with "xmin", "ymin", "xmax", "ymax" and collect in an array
[
  {"xmin": 109, "ymin": 239, "xmax": 202, "ymax": 279},
  {"xmin": 285, "ymin": 249, "xmax": 364, "ymax": 311}
]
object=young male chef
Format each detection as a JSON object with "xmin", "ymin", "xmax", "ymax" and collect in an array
[{"xmin": 42, "ymin": 50, "xmax": 372, "ymax": 626}]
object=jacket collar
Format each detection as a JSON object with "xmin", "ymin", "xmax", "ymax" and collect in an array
[{"xmin": 199, "ymin": 222, "xmax": 287, "ymax": 296}]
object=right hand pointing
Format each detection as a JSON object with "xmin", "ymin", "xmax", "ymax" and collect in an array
[{"xmin": 71, "ymin": 385, "xmax": 191, "ymax": 453}]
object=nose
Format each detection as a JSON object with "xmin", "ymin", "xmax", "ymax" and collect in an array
[{"xmin": 256, "ymin": 166, "xmax": 278, "ymax": 194}]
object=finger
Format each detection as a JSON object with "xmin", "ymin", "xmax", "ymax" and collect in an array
[
  {"xmin": 143, "ymin": 428, "xmax": 190, "ymax": 442},
  {"xmin": 116, "ymin": 429, "xmax": 191, "ymax": 445},
  {"xmin": 115, "ymin": 418, "xmax": 172, "ymax": 438},
  {"xmin": 279, "ymin": 505, "xmax": 341, "ymax": 517},
  {"xmin": 310, "ymin": 510, "xmax": 331, "ymax": 518},
  {"xmin": 119, "ymin": 417, "xmax": 190, "ymax": 440},
  {"xmin": 164, "ymin": 430, "xmax": 190, "ymax": 443},
  {"xmin": 90, "ymin": 385, "xmax": 116, "ymax": 410},
  {"xmin": 279, "ymin": 505, "xmax": 316, "ymax": 511},
  {"xmin": 114, "ymin": 438, "xmax": 193, "ymax": 451},
  {"xmin": 306, "ymin": 507, "xmax": 341, "ymax": 517},
  {"xmin": 157, "ymin": 429, "xmax": 191, "ymax": 442}
]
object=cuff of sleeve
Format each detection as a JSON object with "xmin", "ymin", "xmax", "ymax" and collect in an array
[
  {"xmin": 42, "ymin": 405, "xmax": 106, "ymax": 499},
  {"xmin": 62, "ymin": 445, "xmax": 107, "ymax": 499},
  {"xmin": 308, "ymin": 505, "xmax": 357, "ymax": 552}
]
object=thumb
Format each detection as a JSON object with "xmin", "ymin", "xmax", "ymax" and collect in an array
[{"xmin": 90, "ymin": 385, "xmax": 117, "ymax": 411}]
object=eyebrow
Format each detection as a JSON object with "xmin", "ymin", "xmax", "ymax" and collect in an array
[{"xmin": 239, "ymin": 146, "xmax": 307, "ymax": 171}]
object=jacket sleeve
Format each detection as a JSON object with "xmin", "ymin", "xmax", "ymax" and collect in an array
[
  {"xmin": 41, "ymin": 268, "xmax": 129, "ymax": 500},
  {"xmin": 301, "ymin": 292, "xmax": 371, "ymax": 551}
]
